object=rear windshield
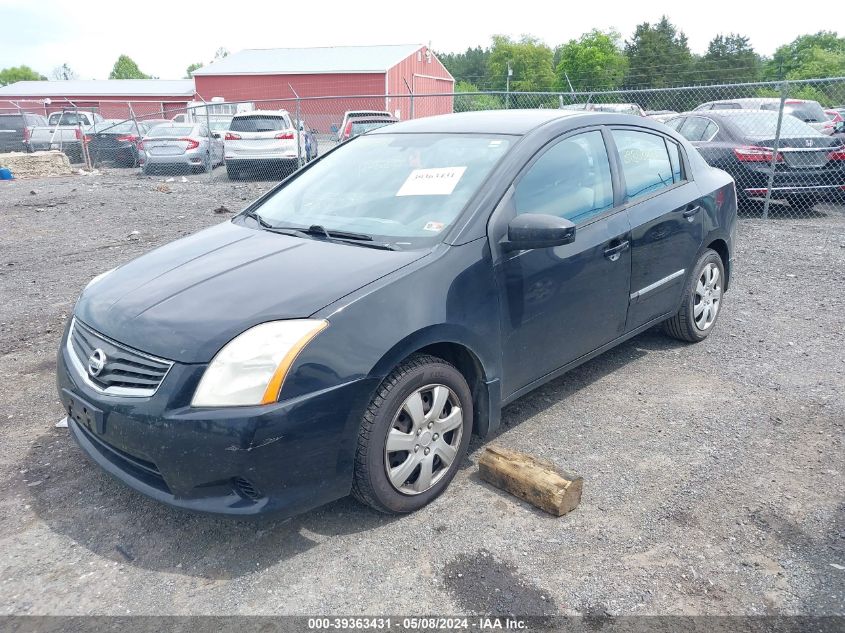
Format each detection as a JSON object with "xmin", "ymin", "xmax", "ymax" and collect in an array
[
  {"xmin": 760, "ymin": 101, "xmax": 828, "ymax": 123},
  {"xmin": 93, "ymin": 121, "xmax": 144, "ymax": 134},
  {"xmin": 728, "ymin": 112, "xmax": 823, "ymax": 138},
  {"xmin": 147, "ymin": 125, "xmax": 193, "ymax": 137},
  {"xmin": 348, "ymin": 111, "xmax": 391, "ymax": 119},
  {"xmin": 0, "ymin": 115, "xmax": 25, "ymax": 131},
  {"xmin": 48, "ymin": 112, "xmax": 91, "ymax": 126},
  {"xmin": 351, "ymin": 121, "xmax": 394, "ymax": 135},
  {"xmin": 230, "ymin": 116, "xmax": 289, "ymax": 132},
  {"xmin": 589, "ymin": 104, "xmax": 640, "ymax": 114}
]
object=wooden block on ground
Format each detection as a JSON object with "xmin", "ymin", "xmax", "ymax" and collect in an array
[{"xmin": 478, "ymin": 444, "xmax": 583, "ymax": 516}]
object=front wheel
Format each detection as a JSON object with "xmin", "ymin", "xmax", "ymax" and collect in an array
[
  {"xmin": 352, "ymin": 354, "xmax": 473, "ymax": 514},
  {"xmin": 664, "ymin": 248, "xmax": 725, "ymax": 343}
]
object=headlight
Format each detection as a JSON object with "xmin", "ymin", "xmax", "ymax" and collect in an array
[{"xmin": 191, "ymin": 319, "xmax": 328, "ymax": 407}]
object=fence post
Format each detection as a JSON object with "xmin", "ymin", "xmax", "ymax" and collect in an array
[
  {"xmin": 289, "ymin": 84, "xmax": 302, "ymax": 168},
  {"xmin": 128, "ymin": 105, "xmax": 142, "ymax": 170},
  {"xmin": 402, "ymin": 78, "xmax": 414, "ymax": 120},
  {"xmin": 762, "ymin": 81, "xmax": 788, "ymax": 220}
]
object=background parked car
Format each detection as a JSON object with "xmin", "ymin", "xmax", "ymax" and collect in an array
[
  {"xmin": 85, "ymin": 120, "xmax": 149, "ymax": 167},
  {"xmin": 0, "ymin": 112, "xmax": 46, "ymax": 153},
  {"xmin": 29, "ymin": 110, "xmax": 104, "ymax": 161},
  {"xmin": 664, "ymin": 109, "xmax": 845, "ymax": 209},
  {"xmin": 693, "ymin": 98, "xmax": 837, "ymax": 135},
  {"xmin": 339, "ymin": 116, "xmax": 396, "ymax": 142},
  {"xmin": 586, "ymin": 103, "xmax": 646, "ymax": 116},
  {"xmin": 335, "ymin": 110, "xmax": 393, "ymax": 139},
  {"xmin": 140, "ymin": 122, "xmax": 223, "ymax": 175},
  {"xmin": 224, "ymin": 110, "xmax": 302, "ymax": 180}
]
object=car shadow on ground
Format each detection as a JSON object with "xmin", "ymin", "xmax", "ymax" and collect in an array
[{"xmin": 23, "ymin": 326, "xmax": 684, "ymax": 580}]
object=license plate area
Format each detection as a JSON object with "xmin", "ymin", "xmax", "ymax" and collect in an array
[{"xmin": 62, "ymin": 388, "xmax": 105, "ymax": 434}]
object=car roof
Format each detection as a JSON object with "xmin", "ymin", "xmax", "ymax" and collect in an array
[{"xmin": 369, "ymin": 109, "xmax": 600, "ymax": 135}]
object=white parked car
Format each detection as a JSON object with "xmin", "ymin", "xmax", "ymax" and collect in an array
[{"xmin": 224, "ymin": 110, "xmax": 303, "ymax": 180}]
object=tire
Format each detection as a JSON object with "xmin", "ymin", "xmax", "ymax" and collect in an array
[
  {"xmin": 352, "ymin": 354, "xmax": 473, "ymax": 514},
  {"xmin": 664, "ymin": 248, "xmax": 725, "ymax": 343}
]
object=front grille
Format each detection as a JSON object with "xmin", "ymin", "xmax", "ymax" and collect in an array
[
  {"xmin": 68, "ymin": 318, "xmax": 172, "ymax": 396},
  {"xmin": 783, "ymin": 151, "xmax": 829, "ymax": 169}
]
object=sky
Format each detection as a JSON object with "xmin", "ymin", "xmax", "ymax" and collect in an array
[{"xmin": 0, "ymin": 0, "xmax": 833, "ymax": 80}]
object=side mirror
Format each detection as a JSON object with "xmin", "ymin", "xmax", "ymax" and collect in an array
[
  {"xmin": 503, "ymin": 214, "xmax": 576, "ymax": 251},
  {"xmin": 834, "ymin": 121, "xmax": 845, "ymax": 134}
]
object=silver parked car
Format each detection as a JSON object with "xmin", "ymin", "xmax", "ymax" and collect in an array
[
  {"xmin": 693, "ymin": 98, "xmax": 837, "ymax": 135},
  {"xmin": 140, "ymin": 123, "xmax": 223, "ymax": 174},
  {"xmin": 224, "ymin": 110, "xmax": 303, "ymax": 180}
]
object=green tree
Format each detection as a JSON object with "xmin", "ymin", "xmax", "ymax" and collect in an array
[
  {"xmin": 438, "ymin": 46, "xmax": 490, "ymax": 87},
  {"xmin": 555, "ymin": 29, "xmax": 627, "ymax": 91},
  {"xmin": 488, "ymin": 35, "xmax": 555, "ymax": 92},
  {"xmin": 454, "ymin": 80, "xmax": 502, "ymax": 111},
  {"xmin": 185, "ymin": 62, "xmax": 203, "ymax": 78},
  {"xmin": 624, "ymin": 16, "xmax": 695, "ymax": 88},
  {"xmin": 0, "ymin": 65, "xmax": 46, "ymax": 86},
  {"xmin": 51, "ymin": 63, "xmax": 77, "ymax": 81},
  {"xmin": 764, "ymin": 31, "xmax": 845, "ymax": 80},
  {"xmin": 109, "ymin": 55, "xmax": 150, "ymax": 80},
  {"xmin": 697, "ymin": 34, "xmax": 762, "ymax": 84}
]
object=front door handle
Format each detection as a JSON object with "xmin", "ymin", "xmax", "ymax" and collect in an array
[
  {"xmin": 603, "ymin": 240, "xmax": 630, "ymax": 262},
  {"xmin": 682, "ymin": 204, "xmax": 701, "ymax": 219}
]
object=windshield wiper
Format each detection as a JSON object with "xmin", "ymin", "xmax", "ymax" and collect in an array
[
  {"xmin": 241, "ymin": 209, "xmax": 273, "ymax": 228},
  {"xmin": 247, "ymin": 218, "xmax": 396, "ymax": 250}
]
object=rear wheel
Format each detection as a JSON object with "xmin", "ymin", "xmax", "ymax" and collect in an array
[
  {"xmin": 352, "ymin": 354, "xmax": 473, "ymax": 514},
  {"xmin": 664, "ymin": 248, "xmax": 725, "ymax": 343}
]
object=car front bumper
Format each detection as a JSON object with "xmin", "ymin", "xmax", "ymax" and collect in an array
[{"xmin": 57, "ymin": 325, "xmax": 378, "ymax": 517}]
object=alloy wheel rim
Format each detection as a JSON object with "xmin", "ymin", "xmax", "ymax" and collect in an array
[
  {"xmin": 694, "ymin": 263, "xmax": 722, "ymax": 331},
  {"xmin": 384, "ymin": 384, "xmax": 463, "ymax": 495}
]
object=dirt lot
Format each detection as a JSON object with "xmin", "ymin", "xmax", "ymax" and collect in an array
[{"xmin": 0, "ymin": 170, "xmax": 843, "ymax": 617}]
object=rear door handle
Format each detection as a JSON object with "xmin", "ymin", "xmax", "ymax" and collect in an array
[
  {"xmin": 682, "ymin": 205, "xmax": 701, "ymax": 218},
  {"xmin": 603, "ymin": 240, "xmax": 630, "ymax": 261}
]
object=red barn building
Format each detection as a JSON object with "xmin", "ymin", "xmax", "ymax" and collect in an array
[
  {"xmin": 192, "ymin": 44, "xmax": 454, "ymax": 133},
  {"xmin": 0, "ymin": 80, "xmax": 197, "ymax": 119}
]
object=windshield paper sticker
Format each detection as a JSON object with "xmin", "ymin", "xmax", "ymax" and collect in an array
[
  {"xmin": 396, "ymin": 167, "xmax": 467, "ymax": 197},
  {"xmin": 423, "ymin": 221, "xmax": 445, "ymax": 232}
]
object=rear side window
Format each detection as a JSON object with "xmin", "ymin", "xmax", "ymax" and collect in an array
[
  {"xmin": 0, "ymin": 115, "xmax": 25, "ymax": 131},
  {"xmin": 612, "ymin": 130, "xmax": 675, "ymax": 201},
  {"xmin": 677, "ymin": 117, "xmax": 717, "ymax": 142},
  {"xmin": 230, "ymin": 116, "xmax": 289, "ymax": 132},
  {"xmin": 514, "ymin": 130, "xmax": 614, "ymax": 224}
]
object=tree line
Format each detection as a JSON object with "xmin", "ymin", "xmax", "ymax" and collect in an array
[
  {"xmin": 0, "ymin": 48, "xmax": 231, "ymax": 87},
  {"xmin": 438, "ymin": 18, "xmax": 845, "ymax": 94}
]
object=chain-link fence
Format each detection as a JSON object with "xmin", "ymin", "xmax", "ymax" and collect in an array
[{"xmin": 3, "ymin": 77, "xmax": 844, "ymax": 217}]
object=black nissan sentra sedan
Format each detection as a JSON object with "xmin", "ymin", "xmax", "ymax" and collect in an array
[{"xmin": 58, "ymin": 110, "xmax": 737, "ymax": 518}]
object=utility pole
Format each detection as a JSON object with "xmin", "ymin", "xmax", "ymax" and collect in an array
[{"xmin": 506, "ymin": 61, "xmax": 512, "ymax": 109}]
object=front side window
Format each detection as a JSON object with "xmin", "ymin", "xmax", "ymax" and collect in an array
[
  {"xmin": 612, "ymin": 129, "xmax": 674, "ymax": 201},
  {"xmin": 513, "ymin": 130, "xmax": 614, "ymax": 224}
]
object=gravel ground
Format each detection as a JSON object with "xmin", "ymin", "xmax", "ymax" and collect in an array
[{"xmin": 0, "ymin": 171, "xmax": 843, "ymax": 617}]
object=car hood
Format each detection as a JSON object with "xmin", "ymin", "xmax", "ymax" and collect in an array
[{"xmin": 74, "ymin": 221, "xmax": 426, "ymax": 363}]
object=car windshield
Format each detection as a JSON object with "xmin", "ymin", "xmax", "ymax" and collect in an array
[
  {"xmin": 728, "ymin": 112, "xmax": 823, "ymax": 138},
  {"xmin": 252, "ymin": 133, "xmax": 512, "ymax": 248},
  {"xmin": 230, "ymin": 116, "xmax": 289, "ymax": 132},
  {"xmin": 147, "ymin": 125, "xmax": 194, "ymax": 137}
]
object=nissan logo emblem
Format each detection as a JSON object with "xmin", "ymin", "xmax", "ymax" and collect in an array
[{"xmin": 87, "ymin": 349, "xmax": 107, "ymax": 377}]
